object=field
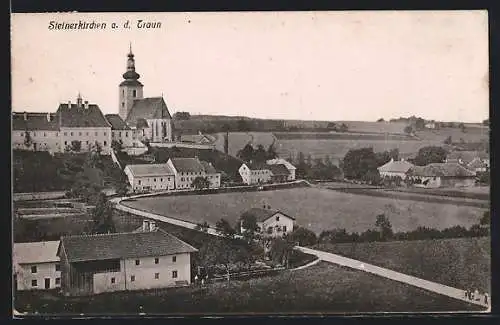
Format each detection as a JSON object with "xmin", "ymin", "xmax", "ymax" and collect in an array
[
  {"xmin": 313, "ymin": 237, "xmax": 490, "ymax": 293},
  {"xmin": 334, "ymin": 121, "xmax": 408, "ymax": 134},
  {"xmin": 415, "ymin": 126, "xmax": 489, "ymax": 143},
  {"xmin": 14, "ymin": 261, "xmax": 483, "ymax": 314},
  {"xmin": 121, "ymin": 187, "xmax": 486, "ymax": 235}
]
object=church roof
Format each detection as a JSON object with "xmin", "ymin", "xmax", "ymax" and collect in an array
[
  {"xmin": 56, "ymin": 103, "xmax": 111, "ymax": 128},
  {"xmin": 119, "ymin": 79, "xmax": 144, "ymax": 87},
  {"xmin": 105, "ymin": 114, "xmax": 131, "ymax": 130},
  {"xmin": 125, "ymin": 97, "xmax": 172, "ymax": 126},
  {"xmin": 12, "ymin": 112, "xmax": 59, "ymax": 131}
]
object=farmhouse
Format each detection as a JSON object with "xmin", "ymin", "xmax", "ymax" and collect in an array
[
  {"xmin": 406, "ymin": 163, "xmax": 476, "ymax": 188},
  {"xmin": 377, "ymin": 158, "xmax": 414, "ymax": 180},
  {"xmin": 467, "ymin": 157, "xmax": 489, "ymax": 174},
  {"xmin": 446, "ymin": 151, "xmax": 489, "ymax": 168},
  {"xmin": 167, "ymin": 157, "xmax": 221, "ymax": 189},
  {"xmin": 124, "ymin": 163, "xmax": 175, "ymax": 192},
  {"xmin": 13, "ymin": 241, "xmax": 61, "ymax": 291},
  {"xmin": 240, "ymin": 207, "xmax": 295, "ymax": 238},
  {"xmin": 266, "ymin": 158, "xmax": 297, "ymax": 181},
  {"xmin": 238, "ymin": 163, "xmax": 272, "ymax": 185},
  {"xmin": 57, "ymin": 228, "xmax": 197, "ymax": 296}
]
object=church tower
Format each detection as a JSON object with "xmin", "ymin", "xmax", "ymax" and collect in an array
[{"xmin": 118, "ymin": 44, "xmax": 144, "ymax": 121}]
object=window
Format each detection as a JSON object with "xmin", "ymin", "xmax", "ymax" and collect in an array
[
  {"xmin": 283, "ymin": 226, "xmax": 287, "ymax": 233},
  {"xmin": 155, "ymin": 273, "xmax": 159, "ymax": 279},
  {"xmin": 44, "ymin": 132, "xmax": 46, "ymax": 137},
  {"xmin": 130, "ymin": 275, "xmax": 135, "ymax": 282},
  {"xmin": 55, "ymin": 278, "xmax": 61, "ymax": 285},
  {"xmin": 267, "ymin": 227, "xmax": 273, "ymax": 234},
  {"xmin": 31, "ymin": 280, "xmax": 37, "ymax": 287},
  {"xmin": 104, "ymin": 141, "xmax": 107, "ymax": 146},
  {"xmin": 125, "ymin": 132, "xmax": 129, "ymax": 137},
  {"xmin": 33, "ymin": 132, "xmax": 36, "ymax": 136},
  {"xmin": 133, "ymin": 90, "xmax": 137, "ymax": 97},
  {"xmin": 135, "ymin": 259, "xmax": 140, "ymax": 266},
  {"xmin": 276, "ymin": 216, "xmax": 280, "ymax": 222},
  {"xmin": 31, "ymin": 266, "xmax": 37, "ymax": 274},
  {"xmin": 138, "ymin": 180, "xmax": 141, "ymax": 185},
  {"xmin": 172, "ymin": 256, "xmax": 177, "ymax": 263},
  {"xmin": 122, "ymin": 90, "xmax": 125, "ymax": 96},
  {"xmin": 104, "ymin": 132, "xmax": 107, "ymax": 136},
  {"xmin": 86, "ymin": 141, "xmax": 89, "ymax": 145},
  {"xmin": 55, "ymin": 264, "xmax": 60, "ymax": 271},
  {"xmin": 172, "ymin": 271, "xmax": 178, "ymax": 278},
  {"xmin": 79, "ymin": 132, "xmax": 82, "ymax": 136},
  {"xmin": 70, "ymin": 132, "xmax": 73, "ymax": 136},
  {"xmin": 56, "ymin": 132, "xmax": 58, "ymax": 136},
  {"xmin": 111, "ymin": 277, "xmax": 116, "ymax": 284},
  {"xmin": 64, "ymin": 141, "xmax": 67, "ymax": 145},
  {"xmin": 155, "ymin": 258, "xmax": 159, "ymax": 264},
  {"xmin": 160, "ymin": 178, "xmax": 163, "ymax": 182},
  {"xmin": 154, "ymin": 178, "xmax": 156, "ymax": 182},
  {"xmin": 119, "ymin": 131, "xmax": 122, "ymax": 137},
  {"xmin": 122, "ymin": 102, "xmax": 125, "ymax": 108},
  {"xmin": 86, "ymin": 132, "xmax": 89, "ymax": 136}
]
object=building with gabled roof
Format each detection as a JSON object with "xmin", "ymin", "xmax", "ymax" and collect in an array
[
  {"xmin": 118, "ymin": 46, "xmax": 174, "ymax": 143},
  {"xmin": 467, "ymin": 157, "xmax": 489, "ymax": 173},
  {"xmin": 238, "ymin": 163, "xmax": 272, "ymax": 185},
  {"xmin": 13, "ymin": 241, "xmax": 61, "ymax": 291},
  {"xmin": 124, "ymin": 163, "xmax": 175, "ymax": 192},
  {"xmin": 406, "ymin": 162, "xmax": 476, "ymax": 188},
  {"xmin": 57, "ymin": 228, "xmax": 197, "ymax": 296},
  {"xmin": 239, "ymin": 207, "xmax": 295, "ymax": 238},
  {"xmin": 266, "ymin": 158, "xmax": 296, "ymax": 181},
  {"xmin": 105, "ymin": 114, "xmax": 134, "ymax": 148},
  {"xmin": 167, "ymin": 157, "xmax": 221, "ymax": 189},
  {"xmin": 377, "ymin": 158, "xmax": 414, "ymax": 179}
]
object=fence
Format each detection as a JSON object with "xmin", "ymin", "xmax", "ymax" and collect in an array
[{"xmin": 209, "ymin": 267, "xmax": 285, "ymax": 283}]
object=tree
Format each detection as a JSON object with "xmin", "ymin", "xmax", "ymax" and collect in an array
[
  {"xmin": 91, "ymin": 193, "xmax": 116, "ymax": 234},
  {"xmin": 339, "ymin": 123, "xmax": 348, "ymax": 132},
  {"xmin": 480, "ymin": 211, "xmax": 490, "ymax": 226},
  {"xmin": 404, "ymin": 125, "xmax": 414, "ymax": 135},
  {"xmin": 215, "ymin": 218, "xmax": 236, "ymax": 239},
  {"xmin": 289, "ymin": 227, "xmax": 317, "ymax": 246},
  {"xmin": 266, "ymin": 142, "xmax": 278, "ymax": 160},
  {"xmin": 240, "ymin": 214, "xmax": 259, "ymax": 242},
  {"xmin": 24, "ymin": 131, "xmax": 33, "ymax": 148},
  {"xmin": 173, "ymin": 111, "xmax": 191, "ymax": 120},
  {"xmin": 237, "ymin": 119, "xmax": 250, "ymax": 132},
  {"xmin": 237, "ymin": 143, "xmax": 254, "ymax": 162},
  {"xmin": 342, "ymin": 147, "xmax": 379, "ymax": 181},
  {"xmin": 375, "ymin": 214, "xmax": 393, "ymax": 241},
  {"xmin": 413, "ymin": 146, "xmax": 447, "ymax": 166},
  {"xmin": 197, "ymin": 239, "xmax": 238, "ymax": 282},
  {"xmin": 111, "ymin": 140, "xmax": 123, "ymax": 152},
  {"xmin": 459, "ymin": 123, "xmax": 466, "ymax": 132},
  {"xmin": 443, "ymin": 136, "xmax": 453, "ymax": 145},
  {"xmin": 254, "ymin": 144, "xmax": 267, "ymax": 163},
  {"xmin": 269, "ymin": 237, "xmax": 295, "ymax": 268},
  {"xmin": 192, "ymin": 176, "xmax": 210, "ymax": 190},
  {"xmin": 70, "ymin": 140, "xmax": 82, "ymax": 152}
]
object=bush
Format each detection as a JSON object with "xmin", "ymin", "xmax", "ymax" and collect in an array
[{"xmin": 289, "ymin": 227, "xmax": 317, "ymax": 246}]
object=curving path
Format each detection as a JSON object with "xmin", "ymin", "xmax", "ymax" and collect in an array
[{"xmin": 296, "ymin": 246, "xmax": 490, "ymax": 310}]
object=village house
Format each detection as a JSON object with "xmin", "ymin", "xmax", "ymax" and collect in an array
[
  {"xmin": 267, "ymin": 164, "xmax": 291, "ymax": 183},
  {"xmin": 12, "ymin": 95, "xmax": 113, "ymax": 155},
  {"xmin": 166, "ymin": 157, "xmax": 221, "ymax": 190},
  {"xmin": 406, "ymin": 163, "xmax": 476, "ymax": 188},
  {"xmin": 180, "ymin": 132, "xmax": 215, "ymax": 145},
  {"xmin": 57, "ymin": 227, "xmax": 197, "ymax": 296},
  {"xmin": 377, "ymin": 158, "xmax": 414, "ymax": 180},
  {"xmin": 238, "ymin": 163, "xmax": 272, "ymax": 185},
  {"xmin": 446, "ymin": 151, "xmax": 489, "ymax": 169},
  {"xmin": 13, "ymin": 241, "xmax": 61, "ymax": 291},
  {"xmin": 266, "ymin": 158, "xmax": 297, "ymax": 181},
  {"xmin": 105, "ymin": 114, "xmax": 134, "ymax": 148},
  {"xmin": 467, "ymin": 157, "xmax": 489, "ymax": 174},
  {"xmin": 124, "ymin": 163, "xmax": 175, "ymax": 192},
  {"xmin": 240, "ymin": 207, "xmax": 295, "ymax": 238}
]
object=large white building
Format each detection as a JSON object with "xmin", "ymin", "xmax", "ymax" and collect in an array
[
  {"xmin": 377, "ymin": 158, "xmax": 414, "ymax": 180},
  {"xmin": 240, "ymin": 207, "xmax": 295, "ymax": 238},
  {"xmin": 167, "ymin": 157, "xmax": 221, "ymax": 190},
  {"xmin": 238, "ymin": 163, "xmax": 272, "ymax": 185},
  {"xmin": 57, "ymin": 226, "xmax": 197, "ymax": 296},
  {"xmin": 13, "ymin": 241, "xmax": 61, "ymax": 291},
  {"xmin": 124, "ymin": 163, "xmax": 176, "ymax": 192}
]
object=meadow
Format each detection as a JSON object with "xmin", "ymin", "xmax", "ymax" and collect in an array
[
  {"xmin": 121, "ymin": 187, "xmax": 486, "ymax": 235},
  {"xmin": 14, "ymin": 262, "xmax": 483, "ymax": 314},
  {"xmin": 314, "ymin": 237, "xmax": 491, "ymax": 293}
]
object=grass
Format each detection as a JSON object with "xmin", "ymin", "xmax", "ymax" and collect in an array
[
  {"xmin": 415, "ymin": 127, "xmax": 489, "ymax": 143},
  {"xmin": 121, "ymin": 187, "xmax": 486, "ymax": 235},
  {"xmin": 274, "ymin": 132, "xmax": 412, "ymax": 141},
  {"xmin": 13, "ymin": 214, "xmax": 92, "ymax": 243},
  {"xmin": 313, "ymin": 237, "xmax": 491, "ymax": 293},
  {"xmin": 14, "ymin": 262, "xmax": 484, "ymax": 315}
]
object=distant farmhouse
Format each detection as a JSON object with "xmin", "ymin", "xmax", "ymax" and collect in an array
[
  {"xmin": 377, "ymin": 158, "xmax": 414, "ymax": 180},
  {"xmin": 239, "ymin": 159, "xmax": 296, "ymax": 185},
  {"xmin": 446, "ymin": 151, "xmax": 489, "ymax": 174},
  {"xmin": 57, "ymin": 225, "xmax": 197, "ymax": 296},
  {"xmin": 240, "ymin": 207, "xmax": 295, "ymax": 238},
  {"xmin": 12, "ymin": 46, "xmax": 175, "ymax": 155},
  {"xmin": 13, "ymin": 241, "xmax": 61, "ymax": 291},
  {"xmin": 406, "ymin": 163, "xmax": 476, "ymax": 188},
  {"xmin": 167, "ymin": 158, "xmax": 221, "ymax": 190}
]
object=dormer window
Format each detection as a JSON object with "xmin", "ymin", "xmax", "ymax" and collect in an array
[{"xmin": 133, "ymin": 90, "xmax": 137, "ymax": 98}]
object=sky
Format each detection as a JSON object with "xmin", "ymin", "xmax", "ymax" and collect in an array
[{"xmin": 11, "ymin": 11, "xmax": 488, "ymax": 122}]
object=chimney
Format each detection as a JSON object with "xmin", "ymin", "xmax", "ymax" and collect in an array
[
  {"xmin": 23, "ymin": 112, "xmax": 27, "ymax": 121},
  {"xmin": 67, "ymin": 100, "xmax": 71, "ymax": 108},
  {"xmin": 77, "ymin": 95, "xmax": 83, "ymax": 108},
  {"xmin": 149, "ymin": 221, "xmax": 156, "ymax": 232},
  {"xmin": 84, "ymin": 101, "xmax": 89, "ymax": 109},
  {"xmin": 142, "ymin": 220, "xmax": 150, "ymax": 232}
]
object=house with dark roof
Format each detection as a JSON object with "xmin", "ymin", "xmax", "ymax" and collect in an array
[
  {"xmin": 124, "ymin": 163, "xmax": 175, "ymax": 192},
  {"xmin": 266, "ymin": 158, "xmax": 297, "ymax": 181},
  {"xmin": 57, "ymin": 228, "xmax": 197, "ymax": 296},
  {"xmin": 406, "ymin": 163, "xmax": 476, "ymax": 188},
  {"xmin": 105, "ymin": 114, "xmax": 134, "ymax": 148},
  {"xmin": 239, "ymin": 207, "xmax": 295, "ymax": 238},
  {"xmin": 167, "ymin": 157, "xmax": 221, "ymax": 189},
  {"xmin": 13, "ymin": 241, "xmax": 61, "ymax": 291},
  {"xmin": 12, "ymin": 94, "xmax": 112, "ymax": 154},
  {"xmin": 118, "ymin": 46, "xmax": 174, "ymax": 143},
  {"xmin": 377, "ymin": 158, "xmax": 414, "ymax": 180}
]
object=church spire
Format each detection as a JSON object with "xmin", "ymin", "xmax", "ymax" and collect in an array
[{"xmin": 123, "ymin": 43, "xmax": 140, "ymax": 81}]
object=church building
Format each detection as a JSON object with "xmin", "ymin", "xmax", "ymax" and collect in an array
[{"xmin": 118, "ymin": 45, "xmax": 174, "ymax": 143}]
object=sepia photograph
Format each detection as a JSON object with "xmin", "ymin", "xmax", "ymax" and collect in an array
[{"xmin": 11, "ymin": 10, "xmax": 490, "ymax": 316}]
